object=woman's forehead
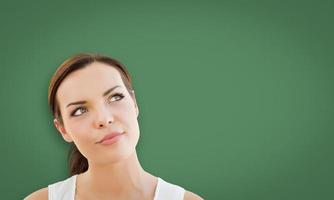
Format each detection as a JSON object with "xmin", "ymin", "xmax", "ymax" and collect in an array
[{"xmin": 56, "ymin": 62, "xmax": 125, "ymax": 105}]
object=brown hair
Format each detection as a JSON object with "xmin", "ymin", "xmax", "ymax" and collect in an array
[{"xmin": 48, "ymin": 53, "xmax": 135, "ymax": 176}]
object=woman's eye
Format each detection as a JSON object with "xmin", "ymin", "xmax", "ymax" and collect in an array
[
  {"xmin": 71, "ymin": 107, "xmax": 88, "ymax": 117},
  {"xmin": 108, "ymin": 93, "xmax": 125, "ymax": 102}
]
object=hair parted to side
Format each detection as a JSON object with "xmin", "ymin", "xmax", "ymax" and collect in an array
[{"xmin": 48, "ymin": 53, "xmax": 135, "ymax": 176}]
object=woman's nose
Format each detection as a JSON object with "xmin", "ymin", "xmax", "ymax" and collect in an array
[{"xmin": 94, "ymin": 108, "xmax": 114, "ymax": 129}]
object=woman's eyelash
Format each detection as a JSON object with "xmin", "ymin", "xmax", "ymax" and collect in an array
[
  {"xmin": 108, "ymin": 93, "xmax": 125, "ymax": 102},
  {"xmin": 70, "ymin": 106, "xmax": 87, "ymax": 117}
]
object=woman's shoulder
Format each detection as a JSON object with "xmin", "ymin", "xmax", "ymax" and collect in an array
[
  {"xmin": 184, "ymin": 190, "xmax": 204, "ymax": 200},
  {"xmin": 156, "ymin": 177, "xmax": 203, "ymax": 200},
  {"xmin": 23, "ymin": 187, "xmax": 48, "ymax": 200},
  {"xmin": 24, "ymin": 175, "xmax": 76, "ymax": 200}
]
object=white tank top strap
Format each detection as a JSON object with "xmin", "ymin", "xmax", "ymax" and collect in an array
[
  {"xmin": 48, "ymin": 174, "xmax": 77, "ymax": 200},
  {"xmin": 154, "ymin": 177, "xmax": 185, "ymax": 200}
]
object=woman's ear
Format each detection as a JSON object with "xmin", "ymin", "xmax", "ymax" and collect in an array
[
  {"xmin": 53, "ymin": 118, "xmax": 73, "ymax": 143},
  {"xmin": 131, "ymin": 90, "xmax": 139, "ymax": 117}
]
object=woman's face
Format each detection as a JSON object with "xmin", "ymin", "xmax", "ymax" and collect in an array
[{"xmin": 55, "ymin": 62, "xmax": 139, "ymax": 165}]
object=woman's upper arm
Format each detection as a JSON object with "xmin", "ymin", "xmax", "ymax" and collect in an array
[
  {"xmin": 24, "ymin": 187, "xmax": 48, "ymax": 200},
  {"xmin": 184, "ymin": 190, "xmax": 204, "ymax": 200}
]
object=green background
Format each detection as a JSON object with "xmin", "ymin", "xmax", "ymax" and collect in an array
[{"xmin": 1, "ymin": 0, "xmax": 333, "ymax": 199}]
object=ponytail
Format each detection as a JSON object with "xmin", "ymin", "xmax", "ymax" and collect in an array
[{"xmin": 68, "ymin": 144, "xmax": 88, "ymax": 175}]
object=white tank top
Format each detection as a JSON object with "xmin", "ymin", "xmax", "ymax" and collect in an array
[{"xmin": 48, "ymin": 174, "xmax": 185, "ymax": 200}]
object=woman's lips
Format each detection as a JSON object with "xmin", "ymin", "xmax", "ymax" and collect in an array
[{"xmin": 97, "ymin": 132, "xmax": 124, "ymax": 145}]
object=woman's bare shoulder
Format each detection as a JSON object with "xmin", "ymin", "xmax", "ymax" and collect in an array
[
  {"xmin": 184, "ymin": 190, "xmax": 204, "ymax": 200},
  {"xmin": 23, "ymin": 187, "xmax": 48, "ymax": 200}
]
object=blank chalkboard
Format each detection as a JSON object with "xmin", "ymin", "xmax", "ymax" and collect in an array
[{"xmin": 0, "ymin": 0, "xmax": 333, "ymax": 199}]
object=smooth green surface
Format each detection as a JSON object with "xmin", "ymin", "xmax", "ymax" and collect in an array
[{"xmin": 1, "ymin": 0, "xmax": 333, "ymax": 199}]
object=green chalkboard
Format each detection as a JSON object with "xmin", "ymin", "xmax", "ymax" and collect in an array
[{"xmin": 0, "ymin": 0, "xmax": 333, "ymax": 199}]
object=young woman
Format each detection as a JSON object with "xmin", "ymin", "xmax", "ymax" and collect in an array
[{"xmin": 25, "ymin": 54, "xmax": 203, "ymax": 200}]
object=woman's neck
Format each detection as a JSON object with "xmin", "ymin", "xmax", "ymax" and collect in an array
[{"xmin": 76, "ymin": 151, "xmax": 157, "ymax": 199}]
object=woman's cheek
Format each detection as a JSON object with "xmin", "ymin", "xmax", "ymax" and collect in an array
[{"xmin": 68, "ymin": 117, "xmax": 91, "ymax": 138}]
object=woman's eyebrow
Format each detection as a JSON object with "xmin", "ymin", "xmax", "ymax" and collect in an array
[
  {"xmin": 66, "ymin": 100, "xmax": 86, "ymax": 108},
  {"xmin": 103, "ymin": 85, "xmax": 121, "ymax": 97},
  {"xmin": 66, "ymin": 85, "xmax": 122, "ymax": 108}
]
